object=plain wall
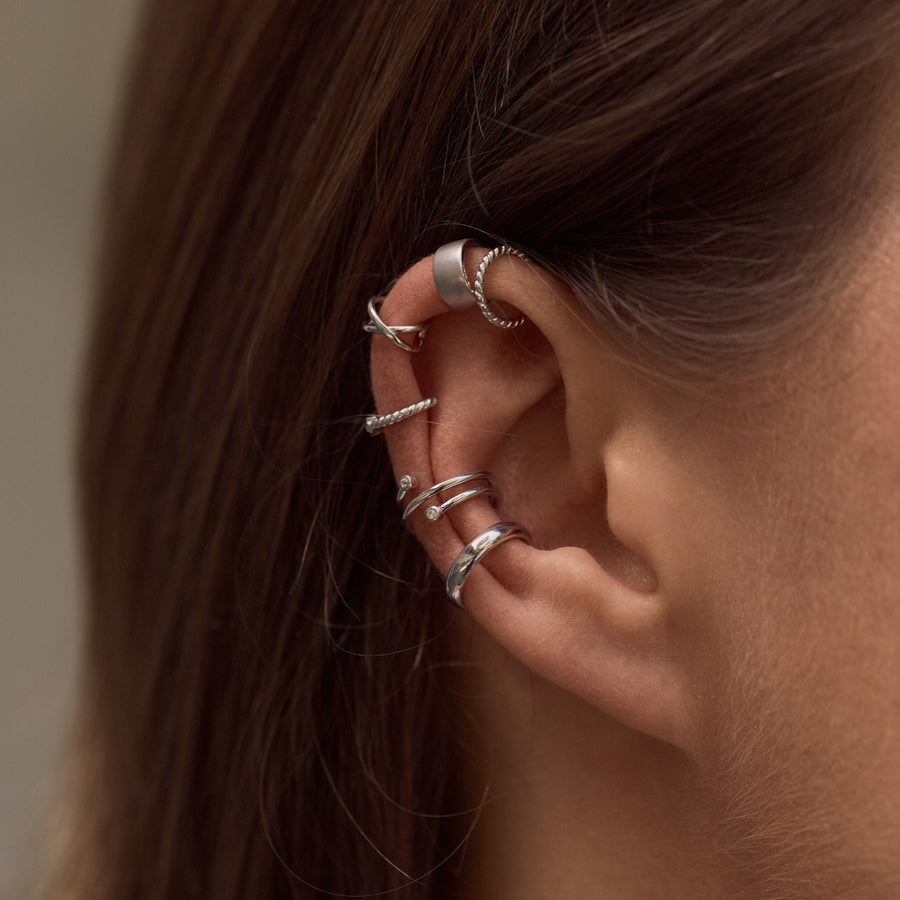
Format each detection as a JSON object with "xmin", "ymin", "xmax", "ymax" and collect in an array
[{"xmin": 0, "ymin": 1, "xmax": 141, "ymax": 894}]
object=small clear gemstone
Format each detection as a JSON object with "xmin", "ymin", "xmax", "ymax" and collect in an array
[
  {"xmin": 399, "ymin": 475, "xmax": 413, "ymax": 490},
  {"xmin": 425, "ymin": 506, "xmax": 441, "ymax": 521}
]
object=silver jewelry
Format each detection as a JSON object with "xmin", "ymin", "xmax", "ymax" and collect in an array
[
  {"xmin": 401, "ymin": 471, "xmax": 497, "ymax": 523},
  {"xmin": 363, "ymin": 297, "xmax": 427, "ymax": 352},
  {"xmin": 445, "ymin": 521, "xmax": 532, "ymax": 608},
  {"xmin": 365, "ymin": 397, "xmax": 437, "ymax": 435},
  {"xmin": 433, "ymin": 239, "xmax": 477, "ymax": 311},
  {"xmin": 473, "ymin": 245, "xmax": 529, "ymax": 329},
  {"xmin": 396, "ymin": 475, "xmax": 415, "ymax": 503}
]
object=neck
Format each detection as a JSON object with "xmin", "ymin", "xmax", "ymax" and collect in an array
[{"xmin": 453, "ymin": 624, "xmax": 722, "ymax": 899}]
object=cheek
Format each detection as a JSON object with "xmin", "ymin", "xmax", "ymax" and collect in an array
[{"xmin": 685, "ymin": 375, "xmax": 900, "ymax": 894}]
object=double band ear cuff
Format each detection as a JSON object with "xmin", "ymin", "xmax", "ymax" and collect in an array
[
  {"xmin": 365, "ymin": 397, "xmax": 437, "ymax": 435},
  {"xmin": 401, "ymin": 471, "xmax": 497, "ymax": 523},
  {"xmin": 445, "ymin": 521, "xmax": 532, "ymax": 608},
  {"xmin": 363, "ymin": 296, "xmax": 428, "ymax": 352}
]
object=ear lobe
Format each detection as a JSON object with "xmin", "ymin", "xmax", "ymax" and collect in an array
[{"xmin": 368, "ymin": 247, "xmax": 696, "ymax": 749}]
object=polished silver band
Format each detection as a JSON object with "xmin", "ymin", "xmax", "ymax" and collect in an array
[
  {"xmin": 473, "ymin": 245, "xmax": 529, "ymax": 329},
  {"xmin": 445, "ymin": 521, "xmax": 532, "ymax": 608},
  {"xmin": 433, "ymin": 239, "xmax": 477, "ymax": 311},
  {"xmin": 363, "ymin": 297, "xmax": 427, "ymax": 352},
  {"xmin": 401, "ymin": 471, "xmax": 496, "ymax": 523},
  {"xmin": 365, "ymin": 397, "xmax": 437, "ymax": 435}
]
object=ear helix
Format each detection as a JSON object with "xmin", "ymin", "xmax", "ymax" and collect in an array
[{"xmin": 363, "ymin": 239, "xmax": 535, "ymax": 608}]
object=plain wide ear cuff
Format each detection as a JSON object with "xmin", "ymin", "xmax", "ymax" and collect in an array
[{"xmin": 432, "ymin": 239, "xmax": 477, "ymax": 311}]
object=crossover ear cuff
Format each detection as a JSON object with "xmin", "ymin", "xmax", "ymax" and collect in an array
[{"xmin": 363, "ymin": 296, "xmax": 428, "ymax": 352}]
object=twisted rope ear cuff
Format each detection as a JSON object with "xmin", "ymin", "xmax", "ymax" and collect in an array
[
  {"xmin": 433, "ymin": 240, "xmax": 530, "ymax": 329},
  {"xmin": 365, "ymin": 397, "xmax": 437, "ymax": 434},
  {"xmin": 474, "ymin": 246, "xmax": 529, "ymax": 329},
  {"xmin": 445, "ymin": 521, "xmax": 532, "ymax": 608},
  {"xmin": 363, "ymin": 296, "xmax": 428, "ymax": 352},
  {"xmin": 401, "ymin": 471, "xmax": 497, "ymax": 523}
]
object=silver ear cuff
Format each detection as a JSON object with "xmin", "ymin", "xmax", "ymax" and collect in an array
[
  {"xmin": 401, "ymin": 471, "xmax": 497, "ymax": 523},
  {"xmin": 445, "ymin": 521, "xmax": 532, "ymax": 608},
  {"xmin": 474, "ymin": 246, "xmax": 529, "ymax": 329},
  {"xmin": 433, "ymin": 239, "xmax": 477, "ymax": 311},
  {"xmin": 363, "ymin": 297, "xmax": 428, "ymax": 352},
  {"xmin": 365, "ymin": 397, "xmax": 437, "ymax": 435}
]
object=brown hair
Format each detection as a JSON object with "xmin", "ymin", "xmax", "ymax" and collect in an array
[{"xmin": 61, "ymin": 0, "xmax": 900, "ymax": 896}]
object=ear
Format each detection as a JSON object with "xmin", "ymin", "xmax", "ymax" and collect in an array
[{"xmin": 368, "ymin": 246, "xmax": 697, "ymax": 748}]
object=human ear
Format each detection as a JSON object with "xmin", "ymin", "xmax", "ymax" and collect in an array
[{"xmin": 367, "ymin": 245, "xmax": 696, "ymax": 749}]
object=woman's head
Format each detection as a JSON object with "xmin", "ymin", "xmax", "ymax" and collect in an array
[{"xmin": 65, "ymin": 0, "xmax": 900, "ymax": 897}]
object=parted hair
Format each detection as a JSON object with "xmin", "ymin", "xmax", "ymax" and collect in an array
[{"xmin": 60, "ymin": 0, "xmax": 900, "ymax": 897}]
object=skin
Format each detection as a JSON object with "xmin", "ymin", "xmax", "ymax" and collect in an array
[{"xmin": 371, "ymin": 182, "xmax": 900, "ymax": 897}]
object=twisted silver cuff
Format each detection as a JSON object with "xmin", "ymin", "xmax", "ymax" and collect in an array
[
  {"xmin": 365, "ymin": 397, "xmax": 437, "ymax": 435},
  {"xmin": 473, "ymin": 246, "xmax": 529, "ymax": 329}
]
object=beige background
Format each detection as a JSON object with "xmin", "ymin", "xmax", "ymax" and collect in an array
[{"xmin": 1, "ymin": 1, "xmax": 141, "ymax": 894}]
